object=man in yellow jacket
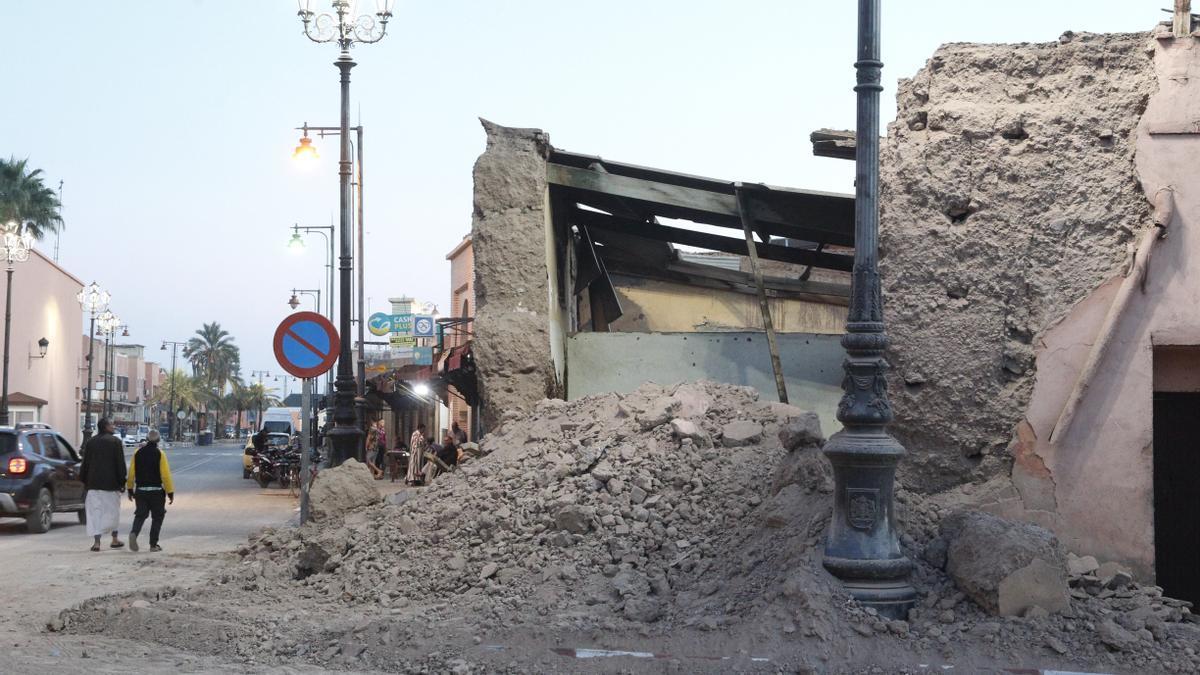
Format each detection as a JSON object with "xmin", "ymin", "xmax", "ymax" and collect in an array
[{"xmin": 125, "ymin": 429, "xmax": 174, "ymax": 553}]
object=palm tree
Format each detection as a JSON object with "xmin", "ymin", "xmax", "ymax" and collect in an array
[
  {"xmin": 226, "ymin": 378, "xmax": 252, "ymax": 438},
  {"xmin": 183, "ymin": 322, "xmax": 241, "ymax": 436},
  {"xmin": 244, "ymin": 383, "xmax": 281, "ymax": 432},
  {"xmin": 0, "ymin": 157, "xmax": 63, "ymax": 239}
]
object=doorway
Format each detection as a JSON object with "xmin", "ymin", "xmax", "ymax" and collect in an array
[{"xmin": 1151, "ymin": 391, "xmax": 1200, "ymax": 606}]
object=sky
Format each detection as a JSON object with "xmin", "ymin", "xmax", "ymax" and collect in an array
[{"xmin": 0, "ymin": 0, "xmax": 1157, "ymax": 389}]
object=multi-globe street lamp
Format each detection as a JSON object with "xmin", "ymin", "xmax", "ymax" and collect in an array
[
  {"xmin": 0, "ymin": 221, "xmax": 35, "ymax": 426},
  {"xmin": 295, "ymin": 0, "xmax": 394, "ymax": 466},
  {"xmin": 78, "ymin": 282, "xmax": 110, "ymax": 440},
  {"xmin": 161, "ymin": 340, "xmax": 186, "ymax": 441},
  {"xmin": 821, "ymin": 0, "xmax": 916, "ymax": 619}
]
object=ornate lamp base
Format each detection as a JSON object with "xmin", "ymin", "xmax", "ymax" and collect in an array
[{"xmin": 822, "ymin": 428, "xmax": 917, "ymax": 620}]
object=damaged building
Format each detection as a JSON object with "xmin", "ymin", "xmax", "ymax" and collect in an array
[
  {"xmin": 470, "ymin": 119, "xmax": 856, "ymax": 438},
  {"xmin": 467, "ymin": 27, "xmax": 1199, "ymax": 606}
]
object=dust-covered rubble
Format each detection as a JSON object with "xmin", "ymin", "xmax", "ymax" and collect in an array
[{"xmin": 57, "ymin": 381, "xmax": 1200, "ymax": 673}]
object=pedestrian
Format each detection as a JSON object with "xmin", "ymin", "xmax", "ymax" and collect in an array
[
  {"xmin": 125, "ymin": 429, "xmax": 174, "ymax": 553},
  {"xmin": 406, "ymin": 423, "xmax": 429, "ymax": 486},
  {"xmin": 451, "ymin": 420, "xmax": 468, "ymax": 446},
  {"xmin": 364, "ymin": 424, "xmax": 384, "ymax": 479},
  {"xmin": 79, "ymin": 418, "xmax": 126, "ymax": 552}
]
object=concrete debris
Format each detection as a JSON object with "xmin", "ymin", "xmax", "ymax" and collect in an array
[
  {"xmin": 57, "ymin": 382, "xmax": 1200, "ymax": 674},
  {"xmin": 778, "ymin": 412, "xmax": 824, "ymax": 451},
  {"xmin": 307, "ymin": 459, "xmax": 381, "ymax": 522},
  {"xmin": 935, "ymin": 511, "xmax": 1069, "ymax": 616},
  {"xmin": 720, "ymin": 420, "xmax": 763, "ymax": 447}
]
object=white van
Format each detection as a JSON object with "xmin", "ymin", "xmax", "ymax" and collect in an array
[{"xmin": 261, "ymin": 408, "xmax": 302, "ymax": 436}]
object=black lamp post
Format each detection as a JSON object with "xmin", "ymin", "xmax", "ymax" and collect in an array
[
  {"xmin": 821, "ymin": 0, "xmax": 917, "ymax": 620},
  {"xmin": 161, "ymin": 340, "xmax": 186, "ymax": 441},
  {"xmin": 296, "ymin": 0, "xmax": 393, "ymax": 467},
  {"xmin": 78, "ymin": 282, "xmax": 110, "ymax": 441},
  {"xmin": 0, "ymin": 221, "xmax": 33, "ymax": 427}
]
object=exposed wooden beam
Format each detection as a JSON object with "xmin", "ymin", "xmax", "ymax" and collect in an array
[
  {"xmin": 810, "ymin": 128, "xmax": 857, "ymax": 160},
  {"xmin": 571, "ymin": 208, "xmax": 854, "ymax": 272},
  {"xmin": 548, "ymin": 162, "xmax": 854, "ymax": 247}
]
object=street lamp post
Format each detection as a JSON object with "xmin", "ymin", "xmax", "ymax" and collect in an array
[
  {"xmin": 96, "ymin": 312, "xmax": 121, "ymax": 420},
  {"xmin": 78, "ymin": 283, "xmax": 110, "ymax": 441},
  {"xmin": 296, "ymin": 0, "xmax": 393, "ymax": 467},
  {"xmin": 161, "ymin": 340, "xmax": 186, "ymax": 441},
  {"xmin": 821, "ymin": 0, "xmax": 916, "ymax": 620},
  {"xmin": 0, "ymin": 221, "xmax": 34, "ymax": 426},
  {"xmin": 288, "ymin": 222, "xmax": 336, "ymax": 399}
]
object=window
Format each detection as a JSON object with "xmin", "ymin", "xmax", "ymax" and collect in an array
[
  {"xmin": 117, "ymin": 376, "xmax": 129, "ymax": 393},
  {"xmin": 24, "ymin": 434, "xmax": 45, "ymax": 457},
  {"xmin": 38, "ymin": 434, "xmax": 64, "ymax": 460},
  {"xmin": 54, "ymin": 436, "xmax": 79, "ymax": 462}
]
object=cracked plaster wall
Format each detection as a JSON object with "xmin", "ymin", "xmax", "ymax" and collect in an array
[
  {"xmin": 471, "ymin": 120, "xmax": 563, "ymax": 429},
  {"xmin": 880, "ymin": 32, "xmax": 1156, "ymax": 494},
  {"xmin": 885, "ymin": 28, "xmax": 1200, "ymax": 578}
]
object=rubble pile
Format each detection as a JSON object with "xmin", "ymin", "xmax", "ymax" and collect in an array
[{"xmin": 58, "ymin": 381, "xmax": 1200, "ymax": 673}]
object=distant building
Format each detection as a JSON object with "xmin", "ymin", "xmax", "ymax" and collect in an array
[
  {"xmin": 0, "ymin": 249, "xmax": 84, "ymax": 445},
  {"xmin": 443, "ymin": 234, "xmax": 476, "ymax": 438}
]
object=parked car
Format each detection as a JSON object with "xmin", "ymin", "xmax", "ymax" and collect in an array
[{"xmin": 0, "ymin": 423, "xmax": 86, "ymax": 533}]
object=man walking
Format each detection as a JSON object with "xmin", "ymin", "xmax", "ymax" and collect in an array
[
  {"xmin": 79, "ymin": 418, "xmax": 126, "ymax": 552},
  {"xmin": 126, "ymin": 429, "xmax": 174, "ymax": 552}
]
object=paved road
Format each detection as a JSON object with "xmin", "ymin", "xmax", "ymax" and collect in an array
[
  {"xmin": 0, "ymin": 439, "xmax": 298, "ymax": 544},
  {"xmin": 0, "ymin": 440, "xmax": 335, "ymax": 673}
]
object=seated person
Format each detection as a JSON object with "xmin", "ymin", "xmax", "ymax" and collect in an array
[{"xmin": 437, "ymin": 432, "xmax": 460, "ymax": 468}]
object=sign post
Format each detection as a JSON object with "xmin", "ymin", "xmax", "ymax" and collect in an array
[
  {"xmin": 273, "ymin": 311, "xmax": 341, "ymax": 526},
  {"xmin": 300, "ymin": 377, "xmax": 312, "ymax": 524}
]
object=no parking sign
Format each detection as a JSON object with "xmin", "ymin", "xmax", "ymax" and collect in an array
[{"xmin": 273, "ymin": 312, "xmax": 340, "ymax": 379}]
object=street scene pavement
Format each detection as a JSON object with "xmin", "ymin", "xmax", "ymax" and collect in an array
[{"xmin": 0, "ymin": 440, "xmax": 302, "ymax": 674}]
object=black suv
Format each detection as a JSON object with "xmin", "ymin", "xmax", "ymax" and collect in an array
[{"xmin": 0, "ymin": 423, "xmax": 87, "ymax": 533}]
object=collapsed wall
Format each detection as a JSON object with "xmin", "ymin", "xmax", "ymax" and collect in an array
[
  {"xmin": 471, "ymin": 120, "xmax": 561, "ymax": 429},
  {"xmin": 879, "ymin": 33, "xmax": 1157, "ymax": 492}
]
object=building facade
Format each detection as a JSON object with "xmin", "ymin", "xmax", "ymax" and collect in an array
[{"xmin": 0, "ymin": 249, "xmax": 84, "ymax": 445}]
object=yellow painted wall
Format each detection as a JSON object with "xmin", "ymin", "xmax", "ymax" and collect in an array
[{"xmin": 605, "ymin": 277, "xmax": 846, "ymax": 334}]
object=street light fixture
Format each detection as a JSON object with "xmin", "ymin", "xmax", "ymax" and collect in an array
[
  {"xmin": 288, "ymin": 223, "xmax": 335, "ymax": 397},
  {"xmin": 296, "ymin": 0, "xmax": 393, "ymax": 466},
  {"xmin": 28, "ymin": 337, "xmax": 49, "ymax": 367},
  {"xmin": 0, "ymin": 221, "xmax": 34, "ymax": 426},
  {"xmin": 289, "ymin": 288, "xmax": 321, "ymax": 312},
  {"xmin": 78, "ymin": 282, "xmax": 110, "ymax": 440},
  {"xmin": 293, "ymin": 131, "xmax": 320, "ymax": 162}
]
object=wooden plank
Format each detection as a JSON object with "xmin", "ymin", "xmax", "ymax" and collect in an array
[
  {"xmin": 572, "ymin": 208, "xmax": 854, "ymax": 272},
  {"xmin": 1176, "ymin": 0, "xmax": 1193, "ymax": 37},
  {"xmin": 810, "ymin": 128, "xmax": 857, "ymax": 160},
  {"xmin": 735, "ymin": 185, "xmax": 789, "ymax": 403},
  {"xmin": 549, "ymin": 163, "xmax": 855, "ymax": 247}
]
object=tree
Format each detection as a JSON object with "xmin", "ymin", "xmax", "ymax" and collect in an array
[
  {"xmin": 244, "ymin": 383, "xmax": 281, "ymax": 432},
  {"xmin": 0, "ymin": 157, "xmax": 63, "ymax": 239},
  {"xmin": 183, "ymin": 322, "xmax": 241, "ymax": 437}
]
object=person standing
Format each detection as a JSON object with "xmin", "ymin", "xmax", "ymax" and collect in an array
[
  {"xmin": 406, "ymin": 423, "xmax": 429, "ymax": 486},
  {"xmin": 79, "ymin": 418, "xmax": 126, "ymax": 552},
  {"xmin": 125, "ymin": 429, "xmax": 174, "ymax": 552}
]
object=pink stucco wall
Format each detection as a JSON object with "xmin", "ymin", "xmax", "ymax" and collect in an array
[
  {"xmin": 1009, "ymin": 34, "xmax": 1200, "ymax": 579},
  {"xmin": 0, "ymin": 248, "xmax": 84, "ymax": 446}
]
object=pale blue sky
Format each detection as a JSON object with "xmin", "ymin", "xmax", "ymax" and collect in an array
[{"xmin": 0, "ymin": 1, "xmax": 1157, "ymax": 384}]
